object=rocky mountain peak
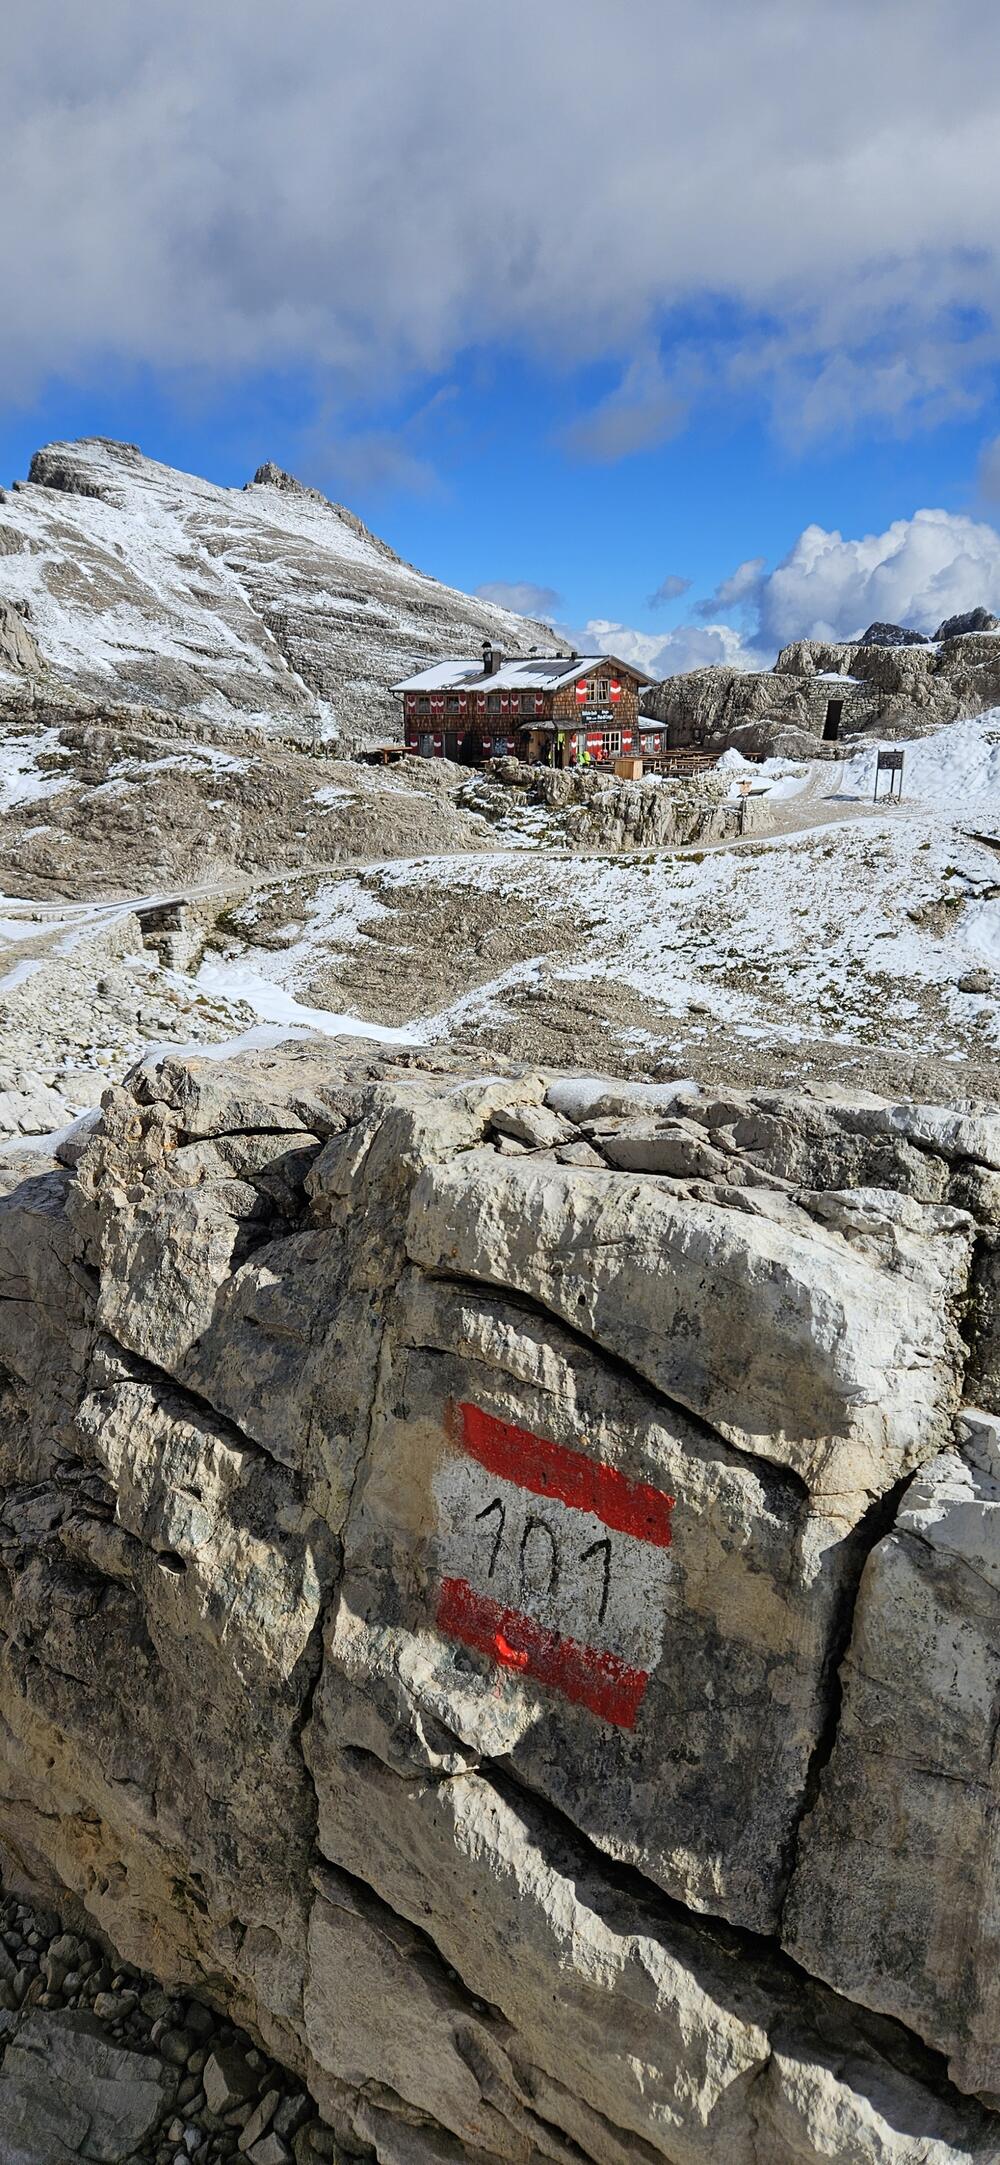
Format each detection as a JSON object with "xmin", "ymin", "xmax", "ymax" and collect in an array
[
  {"xmin": 0, "ymin": 437, "xmax": 554, "ymax": 742},
  {"xmin": 858, "ymin": 619, "xmax": 930, "ymax": 647},
  {"xmin": 249, "ymin": 460, "xmax": 325, "ymax": 499},
  {"xmin": 247, "ymin": 461, "xmax": 404, "ymax": 563},
  {"xmin": 26, "ymin": 437, "xmax": 146, "ymax": 502}
]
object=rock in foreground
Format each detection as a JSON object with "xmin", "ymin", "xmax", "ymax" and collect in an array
[{"xmin": 2, "ymin": 1043, "xmax": 1000, "ymax": 2162}]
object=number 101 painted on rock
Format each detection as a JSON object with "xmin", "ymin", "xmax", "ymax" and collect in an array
[{"xmin": 433, "ymin": 1401, "xmax": 675, "ymax": 1729}]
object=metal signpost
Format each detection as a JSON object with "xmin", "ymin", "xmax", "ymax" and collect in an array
[{"xmin": 874, "ymin": 748, "xmax": 904, "ymax": 803}]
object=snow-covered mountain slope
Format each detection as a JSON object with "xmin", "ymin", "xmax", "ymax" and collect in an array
[{"xmin": 0, "ymin": 438, "xmax": 555, "ymax": 739}]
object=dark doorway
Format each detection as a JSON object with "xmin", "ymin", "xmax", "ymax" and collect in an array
[
  {"xmin": 459, "ymin": 729, "xmax": 483, "ymax": 765},
  {"xmin": 822, "ymin": 700, "xmax": 843, "ymax": 742},
  {"xmin": 445, "ymin": 728, "xmax": 460, "ymax": 761}
]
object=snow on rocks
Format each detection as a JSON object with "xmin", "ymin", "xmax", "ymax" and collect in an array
[
  {"xmin": 0, "ymin": 727, "xmax": 73, "ymax": 812},
  {"xmin": 252, "ymin": 810, "xmax": 999, "ymax": 1067},
  {"xmin": 716, "ymin": 744, "xmax": 811, "ymax": 801},
  {"xmin": 0, "ymin": 708, "xmax": 497, "ymax": 902},
  {"xmin": 0, "ymin": 902, "xmax": 265, "ymax": 1144},
  {"xmin": 0, "ymin": 436, "xmax": 555, "ymax": 739}
]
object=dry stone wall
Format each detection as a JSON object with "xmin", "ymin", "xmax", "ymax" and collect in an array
[{"xmin": 2, "ymin": 1044, "xmax": 1000, "ymax": 2162}]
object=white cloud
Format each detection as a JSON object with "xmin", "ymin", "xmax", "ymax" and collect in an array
[
  {"xmin": 3, "ymin": 0, "xmax": 1000, "ymax": 440},
  {"xmin": 755, "ymin": 509, "xmax": 1000, "ymax": 646},
  {"xmin": 580, "ymin": 507, "xmax": 1000, "ymax": 681},
  {"xmin": 475, "ymin": 580, "xmax": 561, "ymax": 619},
  {"xmin": 696, "ymin": 558, "xmax": 766, "ymax": 617},
  {"xmin": 561, "ymin": 354, "xmax": 686, "ymax": 463},
  {"xmin": 659, "ymin": 623, "xmax": 765, "ymax": 674},
  {"xmin": 581, "ymin": 617, "xmax": 764, "ymax": 678}
]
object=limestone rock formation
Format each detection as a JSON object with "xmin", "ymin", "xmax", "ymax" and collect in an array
[
  {"xmin": 786, "ymin": 1416, "xmax": 1000, "ymax": 2097},
  {"xmin": 647, "ymin": 622, "xmax": 1000, "ymax": 753},
  {"xmin": 0, "ymin": 2010, "xmax": 178, "ymax": 2161},
  {"xmin": 0, "ymin": 438, "xmax": 556, "ymax": 741},
  {"xmin": 2, "ymin": 1045, "xmax": 1000, "ymax": 2162},
  {"xmin": 0, "ymin": 1878, "xmax": 325, "ymax": 2165},
  {"xmin": 462, "ymin": 756, "xmax": 773, "ymax": 848},
  {"xmin": 0, "ymin": 599, "xmax": 43, "ymax": 677},
  {"xmin": 0, "ymin": 694, "xmax": 497, "ymax": 902},
  {"xmin": 857, "ymin": 621, "xmax": 929, "ymax": 646},
  {"xmin": 936, "ymin": 608, "xmax": 1000, "ymax": 640}
]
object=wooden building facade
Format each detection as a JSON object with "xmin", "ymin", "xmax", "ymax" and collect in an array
[{"xmin": 393, "ymin": 643, "xmax": 657, "ymax": 766}]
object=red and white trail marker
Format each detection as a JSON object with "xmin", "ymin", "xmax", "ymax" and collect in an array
[{"xmin": 433, "ymin": 1402, "xmax": 675, "ymax": 1730}]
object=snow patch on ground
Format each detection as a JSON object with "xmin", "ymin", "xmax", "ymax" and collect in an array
[
  {"xmin": 109, "ymin": 747, "xmax": 248, "ymax": 779},
  {"xmin": 85, "ymin": 746, "xmax": 252, "ymax": 798},
  {"xmin": 0, "ymin": 959, "xmax": 45, "ymax": 993},
  {"xmin": 716, "ymin": 746, "xmax": 811, "ymax": 802},
  {"xmin": 0, "ymin": 730, "xmax": 72, "ymax": 812},
  {"xmin": 838, "ymin": 709, "xmax": 1000, "ymax": 806},
  {"xmin": 295, "ymin": 813, "xmax": 1000, "ymax": 1055},
  {"xmin": 193, "ymin": 876, "xmax": 400, "ymax": 1043},
  {"xmin": 313, "ymin": 784, "xmax": 357, "ymax": 808},
  {"xmin": 194, "ymin": 957, "xmax": 416, "ymax": 1045}
]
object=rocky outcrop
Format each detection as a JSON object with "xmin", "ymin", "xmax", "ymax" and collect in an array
[
  {"xmin": 786, "ymin": 1413, "xmax": 1000, "ymax": 2097},
  {"xmin": 0, "ymin": 693, "xmax": 496, "ymax": 904},
  {"xmin": 936, "ymin": 610, "xmax": 1000, "ymax": 641},
  {"xmin": 461, "ymin": 757, "xmax": 773, "ymax": 848},
  {"xmin": 0, "ymin": 1881, "xmax": 326, "ymax": 2165},
  {"xmin": 0, "ymin": 599, "xmax": 44, "ymax": 678},
  {"xmin": 858, "ymin": 621, "xmax": 930, "ymax": 647},
  {"xmin": 0, "ymin": 438, "xmax": 555, "ymax": 742},
  {"xmin": 3, "ymin": 1045, "xmax": 1000, "ymax": 2162},
  {"xmin": 649, "ymin": 624, "xmax": 1000, "ymax": 753}
]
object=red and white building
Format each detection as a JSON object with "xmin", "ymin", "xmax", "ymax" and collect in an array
[{"xmin": 393, "ymin": 641, "xmax": 659, "ymax": 766}]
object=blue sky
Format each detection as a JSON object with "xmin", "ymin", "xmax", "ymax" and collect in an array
[{"xmin": 5, "ymin": 0, "xmax": 1000, "ymax": 673}]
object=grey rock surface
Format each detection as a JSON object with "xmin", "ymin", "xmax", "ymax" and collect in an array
[
  {"xmin": 0, "ymin": 689, "xmax": 498, "ymax": 909},
  {"xmin": 857, "ymin": 621, "xmax": 929, "ymax": 646},
  {"xmin": 0, "ymin": 598, "xmax": 43, "ymax": 676},
  {"xmin": 462, "ymin": 755, "xmax": 772, "ymax": 848},
  {"xmin": 1, "ymin": 1044, "xmax": 1000, "ymax": 2162},
  {"xmin": 936, "ymin": 608, "xmax": 1000, "ymax": 640},
  {"xmin": 0, "ymin": 2009, "xmax": 177, "ymax": 2162},
  {"xmin": 0, "ymin": 1881, "xmax": 339, "ymax": 2165},
  {"xmin": 786, "ymin": 1428, "xmax": 1000, "ymax": 2097}
]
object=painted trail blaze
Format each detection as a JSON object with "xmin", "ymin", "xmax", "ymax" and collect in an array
[{"xmin": 434, "ymin": 1400, "xmax": 675, "ymax": 1729}]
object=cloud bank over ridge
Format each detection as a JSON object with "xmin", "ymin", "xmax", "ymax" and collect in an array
[
  {"xmin": 600, "ymin": 508, "xmax": 1000, "ymax": 679},
  {"xmin": 4, "ymin": 0, "xmax": 1000, "ymax": 451}
]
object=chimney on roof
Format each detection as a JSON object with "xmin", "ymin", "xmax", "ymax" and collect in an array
[{"xmin": 482, "ymin": 639, "xmax": 503, "ymax": 676}]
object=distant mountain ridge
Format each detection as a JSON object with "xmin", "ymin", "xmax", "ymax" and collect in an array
[{"xmin": 0, "ymin": 437, "xmax": 556, "ymax": 740}]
